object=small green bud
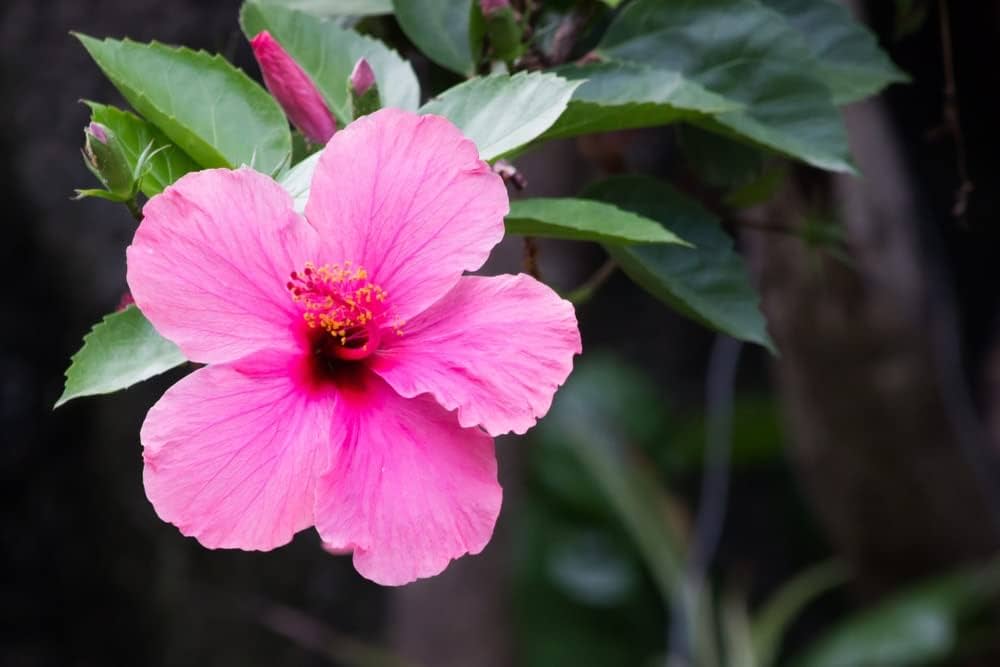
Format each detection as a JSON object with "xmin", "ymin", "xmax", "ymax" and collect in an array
[
  {"xmin": 349, "ymin": 58, "xmax": 381, "ymax": 118},
  {"xmin": 82, "ymin": 122, "xmax": 134, "ymax": 200}
]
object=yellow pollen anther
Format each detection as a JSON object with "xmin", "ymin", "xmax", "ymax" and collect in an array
[{"xmin": 287, "ymin": 262, "xmax": 404, "ymax": 351}]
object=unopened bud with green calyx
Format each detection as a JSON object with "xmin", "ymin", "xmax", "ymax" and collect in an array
[
  {"xmin": 480, "ymin": 0, "xmax": 524, "ymax": 64},
  {"xmin": 82, "ymin": 122, "xmax": 134, "ymax": 200},
  {"xmin": 349, "ymin": 58, "xmax": 381, "ymax": 118}
]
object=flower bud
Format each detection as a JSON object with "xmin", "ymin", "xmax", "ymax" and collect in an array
[
  {"xmin": 480, "ymin": 0, "xmax": 524, "ymax": 63},
  {"xmin": 349, "ymin": 58, "xmax": 381, "ymax": 119},
  {"xmin": 479, "ymin": 0, "xmax": 510, "ymax": 17},
  {"xmin": 82, "ymin": 122, "xmax": 134, "ymax": 199},
  {"xmin": 250, "ymin": 31, "xmax": 336, "ymax": 145}
]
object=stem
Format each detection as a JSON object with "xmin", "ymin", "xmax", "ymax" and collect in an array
[
  {"xmin": 938, "ymin": 0, "xmax": 973, "ymax": 220},
  {"xmin": 566, "ymin": 258, "xmax": 617, "ymax": 304},
  {"xmin": 668, "ymin": 336, "xmax": 742, "ymax": 667},
  {"xmin": 523, "ymin": 236, "xmax": 541, "ymax": 279},
  {"xmin": 125, "ymin": 196, "xmax": 143, "ymax": 223}
]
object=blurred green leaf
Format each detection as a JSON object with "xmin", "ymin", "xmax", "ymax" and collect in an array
[
  {"xmin": 792, "ymin": 559, "xmax": 1000, "ymax": 667},
  {"xmin": 240, "ymin": 1, "xmax": 420, "ymax": 123},
  {"xmin": 507, "ymin": 198, "xmax": 691, "ymax": 245},
  {"xmin": 722, "ymin": 588, "xmax": 758, "ymax": 667},
  {"xmin": 76, "ymin": 34, "xmax": 291, "ymax": 174},
  {"xmin": 678, "ymin": 125, "xmax": 767, "ymax": 189},
  {"xmin": 584, "ymin": 176, "xmax": 775, "ymax": 352},
  {"xmin": 254, "ymin": 0, "xmax": 392, "ymax": 15},
  {"xmin": 393, "ymin": 0, "xmax": 480, "ymax": 76},
  {"xmin": 420, "ymin": 71, "xmax": 580, "ymax": 160},
  {"xmin": 538, "ymin": 355, "xmax": 687, "ymax": 600},
  {"xmin": 56, "ymin": 306, "xmax": 185, "ymax": 408},
  {"xmin": 665, "ymin": 395, "xmax": 784, "ymax": 471},
  {"xmin": 752, "ymin": 561, "xmax": 848, "ymax": 667},
  {"xmin": 893, "ymin": 0, "xmax": 930, "ymax": 41},
  {"xmin": 724, "ymin": 165, "xmax": 789, "ymax": 209},
  {"xmin": 543, "ymin": 61, "xmax": 740, "ymax": 140},
  {"xmin": 595, "ymin": 0, "xmax": 853, "ymax": 172},
  {"xmin": 85, "ymin": 102, "xmax": 199, "ymax": 198},
  {"xmin": 515, "ymin": 500, "xmax": 666, "ymax": 667},
  {"xmin": 761, "ymin": 0, "xmax": 909, "ymax": 104}
]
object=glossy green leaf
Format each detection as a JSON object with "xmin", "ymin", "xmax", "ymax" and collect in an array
[
  {"xmin": 595, "ymin": 0, "xmax": 853, "ymax": 172},
  {"xmin": 543, "ymin": 61, "xmax": 740, "ymax": 140},
  {"xmin": 584, "ymin": 176, "xmax": 774, "ymax": 351},
  {"xmin": 240, "ymin": 1, "xmax": 420, "ymax": 123},
  {"xmin": 255, "ymin": 0, "xmax": 392, "ymax": 16},
  {"xmin": 507, "ymin": 198, "xmax": 690, "ymax": 245},
  {"xmin": 56, "ymin": 306, "xmax": 185, "ymax": 408},
  {"xmin": 793, "ymin": 559, "xmax": 1000, "ymax": 667},
  {"xmin": 393, "ymin": 0, "xmax": 480, "ymax": 76},
  {"xmin": 420, "ymin": 71, "xmax": 580, "ymax": 160},
  {"xmin": 85, "ymin": 102, "xmax": 199, "ymax": 198},
  {"xmin": 76, "ymin": 34, "xmax": 291, "ymax": 174},
  {"xmin": 762, "ymin": 0, "xmax": 909, "ymax": 104}
]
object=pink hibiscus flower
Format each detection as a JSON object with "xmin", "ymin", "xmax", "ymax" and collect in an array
[{"xmin": 127, "ymin": 108, "xmax": 581, "ymax": 585}]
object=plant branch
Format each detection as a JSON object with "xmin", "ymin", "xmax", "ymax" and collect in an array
[
  {"xmin": 566, "ymin": 258, "xmax": 617, "ymax": 304},
  {"xmin": 937, "ymin": 0, "xmax": 973, "ymax": 220}
]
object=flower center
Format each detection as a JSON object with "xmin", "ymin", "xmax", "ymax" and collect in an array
[{"xmin": 287, "ymin": 262, "xmax": 401, "ymax": 361}]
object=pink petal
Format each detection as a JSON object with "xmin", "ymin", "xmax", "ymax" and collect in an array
[
  {"xmin": 371, "ymin": 274, "xmax": 581, "ymax": 436},
  {"xmin": 142, "ymin": 350, "xmax": 334, "ymax": 550},
  {"xmin": 127, "ymin": 167, "xmax": 320, "ymax": 364},
  {"xmin": 250, "ymin": 31, "xmax": 337, "ymax": 145},
  {"xmin": 315, "ymin": 370, "xmax": 501, "ymax": 585},
  {"xmin": 305, "ymin": 108, "xmax": 508, "ymax": 322}
]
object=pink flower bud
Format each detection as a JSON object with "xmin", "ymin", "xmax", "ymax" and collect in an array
[
  {"xmin": 87, "ymin": 122, "xmax": 109, "ymax": 144},
  {"xmin": 480, "ymin": 0, "xmax": 510, "ymax": 16},
  {"xmin": 349, "ymin": 58, "xmax": 376, "ymax": 97},
  {"xmin": 250, "ymin": 31, "xmax": 336, "ymax": 145}
]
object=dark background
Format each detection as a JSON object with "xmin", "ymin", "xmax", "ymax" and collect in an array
[{"xmin": 3, "ymin": 1, "xmax": 1000, "ymax": 665}]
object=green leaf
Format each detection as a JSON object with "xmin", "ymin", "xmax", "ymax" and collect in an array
[
  {"xmin": 85, "ymin": 102, "xmax": 199, "ymax": 198},
  {"xmin": 537, "ymin": 356, "xmax": 688, "ymax": 601},
  {"xmin": 595, "ymin": 0, "xmax": 853, "ymax": 172},
  {"xmin": 420, "ymin": 71, "xmax": 581, "ymax": 160},
  {"xmin": 76, "ymin": 34, "xmax": 291, "ymax": 174},
  {"xmin": 752, "ymin": 561, "xmax": 849, "ymax": 667},
  {"xmin": 543, "ymin": 61, "xmax": 741, "ymax": 140},
  {"xmin": 678, "ymin": 124, "xmax": 766, "ymax": 189},
  {"xmin": 393, "ymin": 0, "xmax": 480, "ymax": 76},
  {"xmin": 536, "ymin": 354, "xmax": 719, "ymax": 665},
  {"xmin": 56, "ymin": 306, "xmax": 186, "ymax": 408},
  {"xmin": 793, "ymin": 559, "xmax": 1000, "ymax": 667},
  {"xmin": 761, "ymin": 0, "xmax": 909, "ymax": 104},
  {"xmin": 255, "ymin": 0, "xmax": 392, "ymax": 16},
  {"xmin": 584, "ymin": 176, "xmax": 774, "ymax": 351},
  {"xmin": 506, "ymin": 198, "xmax": 691, "ymax": 246},
  {"xmin": 240, "ymin": 1, "xmax": 420, "ymax": 123}
]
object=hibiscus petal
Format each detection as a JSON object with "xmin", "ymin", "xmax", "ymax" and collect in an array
[
  {"xmin": 371, "ymin": 274, "xmax": 581, "ymax": 436},
  {"xmin": 127, "ymin": 167, "xmax": 320, "ymax": 364},
  {"xmin": 305, "ymin": 108, "xmax": 508, "ymax": 321},
  {"xmin": 141, "ymin": 351, "xmax": 333, "ymax": 550},
  {"xmin": 316, "ymin": 370, "xmax": 501, "ymax": 585}
]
